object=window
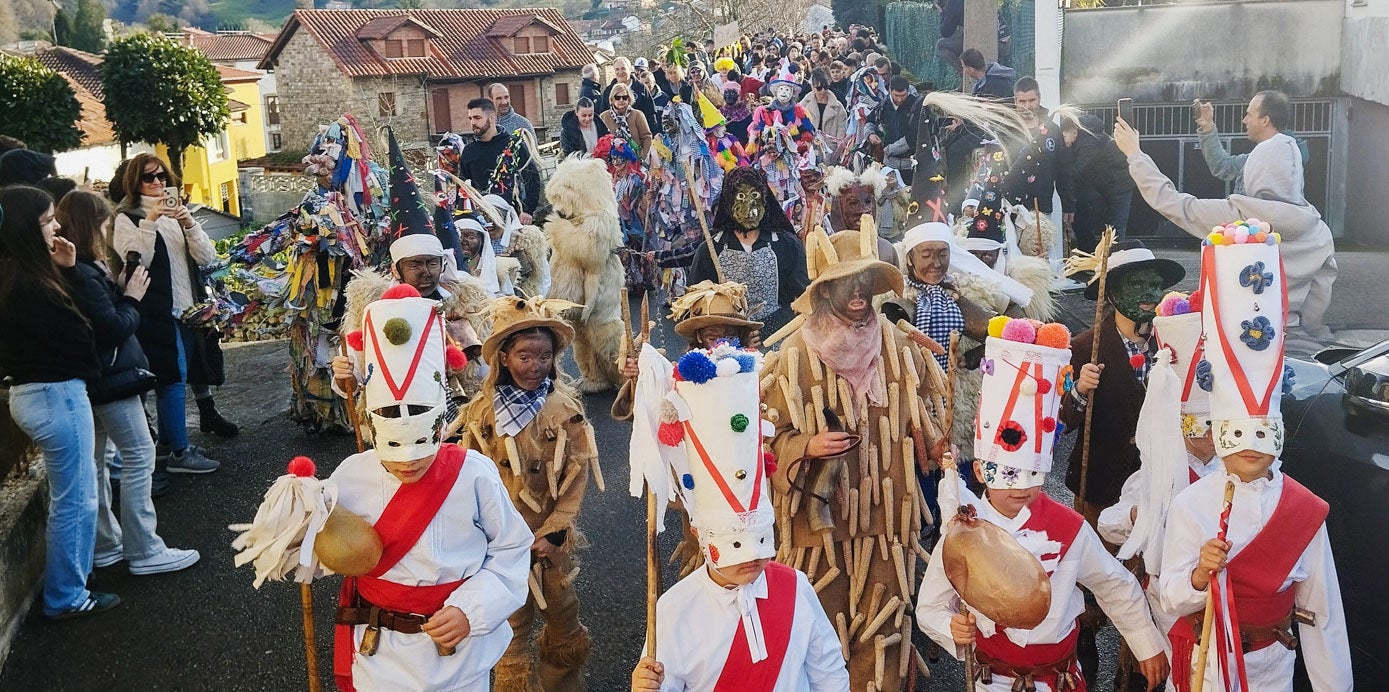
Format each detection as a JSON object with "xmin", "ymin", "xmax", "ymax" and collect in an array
[
  {"xmin": 264, "ymin": 95, "xmax": 281, "ymax": 126},
  {"xmin": 385, "ymin": 40, "xmax": 404, "ymax": 58},
  {"xmin": 513, "ymin": 37, "xmax": 530, "ymax": 54},
  {"xmin": 406, "ymin": 39, "xmax": 426, "ymax": 57},
  {"xmin": 271, "ymin": 133, "xmax": 282, "ymax": 151},
  {"xmin": 379, "ymin": 92, "xmax": 397, "ymax": 117},
  {"xmin": 206, "ymin": 131, "xmax": 230, "ymax": 161},
  {"xmin": 532, "ymin": 35, "xmax": 549, "ymax": 54},
  {"xmin": 432, "ymin": 89, "xmax": 452, "ymax": 133},
  {"xmin": 554, "ymin": 82, "xmax": 571, "ymax": 107}
]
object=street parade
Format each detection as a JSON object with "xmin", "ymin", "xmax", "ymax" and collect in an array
[{"xmin": 0, "ymin": 5, "xmax": 1381, "ymax": 692}]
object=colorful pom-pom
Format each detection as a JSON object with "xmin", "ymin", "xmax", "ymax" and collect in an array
[
  {"xmin": 345, "ymin": 330, "xmax": 365, "ymax": 351},
  {"xmin": 382, "ymin": 317, "xmax": 413, "ymax": 345},
  {"xmin": 677, "ymin": 351, "xmax": 718, "ymax": 384},
  {"xmin": 1156, "ymin": 292, "xmax": 1188, "ymax": 317},
  {"xmin": 381, "ymin": 284, "xmax": 421, "ymax": 300},
  {"xmin": 1000, "ymin": 318, "xmax": 1037, "ymax": 344},
  {"xmin": 763, "ymin": 450, "xmax": 777, "ymax": 475},
  {"xmin": 1036, "ymin": 379, "xmax": 1052, "ymax": 395},
  {"xmin": 1034, "ymin": 323, "xmax": 1071, "ymax": 350},
  {"xmin": 1234, "ymin": 227, "xmax": 1249, "ymax": 243},
  {"xmin": 1018, "ymin": 379, "xmax": 1037, "ymax": 396},
  {"xmin": 735, "ymin": 354, "xmax": 756, "ymax": 373},
  {"xmin": 445, "ymin": 345, "xmax": 467, "ymax": 370},
  {"xmin": 682, "ymin": 473, "xmax": 695, "ymax": 490},
  {"xmin": 1188, "ymin": 289, "xmax": 1203, "ymax": 311},
  {"xmin": 1269, "ymin": 232, "xmax": 1281, "ymax": 244},
  {"xmin": 658, "ymin": 400, "xmax": 680, "ymax": 425},
  {"xmin": 988, "ymin": 315, "xmax": 1010, "ymax": 339},
  {"xmin": 730, "ymin": 413, "xmax": 749, "ymax": 433},
  {"xmin": 1040, "ymin": 417, "xmax": 1057, "ymax": 433},
  {"xmin": 287, "ymin": 456, "xmax": 316, "ymax": 477},
  {"xmin": 1129, "ymin": 353, "xmax": 1147, "ymax": 369},
  {"xmin": 715, "ymin": 357, "xmax": 741, "ymax": 378},
  {"xmin": 1253, "ymin": 231, "xmax": 1268, "ymax": 243},
  {"xmin": 658, "ymin": 421, "xmax": 685, "ymax": 446}
]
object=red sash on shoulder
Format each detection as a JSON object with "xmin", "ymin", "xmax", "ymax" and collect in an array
[
  {"xmin": 1020, "ymin": 494, "xmax": 1086, "ymax": 571},
  {"xmin": 1226, "ymin": 476, "xmax": 1328, "ymax": 626},
  {"xmin": 334, "ymin": 444, "xmax": 467, "ymax": 691},
  {"xmin": 713, "ymin": 562, "xmax": 799, "ymax": 692}
]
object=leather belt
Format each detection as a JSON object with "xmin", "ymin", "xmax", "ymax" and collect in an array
[
  {"xmin": 974, "ymin": 646, "xmax": 1082, "ymax": 691},
  {"xmin": 336, "ymin": 606, "xmax": 429, "ymax": 635},
  {"xmin": 1182, "ymin": 612, "xmax": 1299, "ymax": 654}
]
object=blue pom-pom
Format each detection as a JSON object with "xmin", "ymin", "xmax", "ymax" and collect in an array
[
  {"xmin": 1055, "ymin": 421, "xmax": 1066, "ymax": 436},
  {"xmin": 682, "ymin": 473, "xmax": 695, "ymax": 490},
  {"xmin": 677, "ymin": 351, "xmax": 719, "ymax": 384},
  {"xmin": 735, "ymin": 354, "xmax": 756, "ymax": 373}
]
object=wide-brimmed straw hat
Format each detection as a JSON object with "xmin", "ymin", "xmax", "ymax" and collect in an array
[
  {"xmin": 791, "ymin": 226, "xmax": 903, "ymax": 314},
  {"xmin": 481, "ymin": 297, "xmax": 581, "ymax": 363},
  {"xmin": 671, "ymin": 281, "xmax": 763, "ymax": 340}
]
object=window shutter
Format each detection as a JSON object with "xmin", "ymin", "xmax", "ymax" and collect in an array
[
  {"xmin": 432, "ymin": 90, "xmax": 452, "ymax": 133},
  {"xmin": 407, "ymin": 39, "xmax": 426, "ymax": 57},
  {"xmin": 555, "ymin": 82, "xmax": 571, "ymax": 107},
  {"xmin": 385, "ymin": 40, "xmax": 403, "ymax": 58},
  {"xmin": 514, "ymin": 36, "xmax": 530, "ymax": 54},
  {"xmin": 534, "ymin": 35, "xmax": 549, "ymax": 53}
]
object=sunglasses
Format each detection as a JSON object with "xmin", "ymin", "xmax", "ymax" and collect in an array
[
  {"xmin": 814, "ymin": 84, "xmax": 827, "ymax": 90},
  {"xmin": 613, "ymin": 95, "xmax": 631, "ymax": 101},
  {"xmin": 141, "ymin": 171, "xmax": 168, "ymax": 184}
]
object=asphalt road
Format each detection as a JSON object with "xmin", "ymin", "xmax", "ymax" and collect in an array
[{"xmin": 1, "ymin": 245, "xmax": 1379, "ymax": 691}]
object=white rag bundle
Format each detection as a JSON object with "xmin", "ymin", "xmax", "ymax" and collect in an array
[
  {"xmin": 1122, "ymin": 348, "xmax": 1189, "ymax": 574},
  {"xmin": 229, "ymin": 473, "xmax": 338, "ymax": 588}
]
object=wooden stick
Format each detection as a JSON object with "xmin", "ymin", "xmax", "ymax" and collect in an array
[
  {"xmin": 944, "ymin": 331, "xmax": 959, "ymax": 449},
  {"xmin": 1076, "ymin": 227, "xmax": 1114, "ymax": 513},
  {"xmin": 684, "ymin": 165, "xmax": 725, "ymax": 283},
  {"xmin": 530, "ymin": 564, "xmax": 549, "ymax": 610},
  {"xmin": 339, "ymin": 342, "xmax": 365, "ymax": 454},
  {"xmin": 645, "ymin": 486, "xmax": 660, "ymax": 659},
  {"xmin": 1034, "ymin": 196, "xmax": 1044, "ymax": 258},
  {"xmin": 813, "ymin": 566, "xmax": 841, "ymax": 594},
  {"xmin": 859, "ymin": 595, "xmax": 903, "ymax": 644},
  {"xmin": 300, "ymin": 583, "xmax": 321, "ymax": 692},
  {"xmin": 1193, "ymin": 480, "xmax": 1237, "ymax": 692}
]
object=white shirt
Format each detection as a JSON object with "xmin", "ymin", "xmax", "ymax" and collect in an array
[
  {"xmin": 1159, "ymin": 462, "xmax": 1353, "ymax": 692},
  {"xmin": 330, "ymin": 448, "xmax": 534, "ymax": 691},
  {"xmin": 650, "ymin": 566, "xmax": 849, "ymax": 691},
  {"xmin": 1098, "ymin": 452, "xmax": 1221, "ymax": 548},
  {"xmin": 917, "ymin": 472, "xmax": 1165, "ymax": 691}
]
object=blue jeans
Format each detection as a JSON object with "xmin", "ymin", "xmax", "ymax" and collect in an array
[
  {"xmin": 93, "ymin": 397, "xmax": 167, "ymax": 561},
  {"xmin": 154, "ymin": 323, "xmax": 190, "ymax": 451},
  {"xmin": 9, "ymin": 380, "xmax": 97, "ymax": 614}
]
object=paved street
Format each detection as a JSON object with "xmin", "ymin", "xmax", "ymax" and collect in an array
[{"xmin": 0, "ymin": 245, "xmax": 1382, "ymax": 691}]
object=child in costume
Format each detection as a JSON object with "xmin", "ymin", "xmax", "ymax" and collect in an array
[
  {"xmin": 595, "ymin": 134, "xmax": 656, "ymax": 296},
  {"xmin": 457, "ymin": 297, "xmax": 600, "ymax": 692},
  {"xmin": 1159, "ymin": 223, "xmax": 1351, "ymax": 691},
  {"xmin": 916, "ymin": 316, "xmax": 1170, "ymax": 691},
  {"xmin": 627, "ymin": 342, "xmax": 849, "ymax": 691},
  {"xmin": 747, "ymin": 65, "xmax": 817, "ymax": 214}
]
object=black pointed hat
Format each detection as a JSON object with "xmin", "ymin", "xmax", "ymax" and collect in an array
[{"xmin": 385, "ymin": 127, "xmax": 435, "ymax": 239}]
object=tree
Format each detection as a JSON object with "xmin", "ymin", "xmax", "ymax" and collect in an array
[
  {"xmin": 53, "ymin": 8, "xmax": 72, "ymax": 45},
  {"xmin": 0, "ymin": 55, "xmax": 85, "ymax": 154},
  {"xmin": 144, "ymin": 12, "xmax": 179, "ymax": 33},
  {"xmin": 69, "ymin": 0, "xmax": 108, "ymax": 53},
  {"xmin": 101, "ymin": 32, "xmax": 229, "ymax": 178}
]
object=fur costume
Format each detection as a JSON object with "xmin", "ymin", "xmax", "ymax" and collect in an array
[
  {"xmin": 1006, "ymin": 203, "xmax": 1058, "ymax": 260},
  {"xmin": 543, "ymin": 157, "xmax": 626, "ymax": 392}
]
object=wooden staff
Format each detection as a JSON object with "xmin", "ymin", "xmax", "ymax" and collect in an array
[
  {"xmin": 339, "ymin": 342, "xmax": 365, "ymax": 454},
  {"xmin": 301, "ymin": 582, "xmax": 321, "ymax": 692},
  {"xmin": 645, "ymin": 485, "xmax": 661, "ymax": 659},
  {"xmin": 684, "ymin": 165, "xmax": 726, "ymax": 283},
  {"xmin": 1033, "ymin": 197, "xmax": 1044, "ymax": 258},
  {"xmin": 1074, "ymin": 228, "xmax": 1114, "ymax": 513},
  {"xmin": 1193, "ymin": 480, "xmax": 1237, "ymax": 692},
  {"xmin": 944, "ymin": 331, "xmax": 959, "ymax": 447}
]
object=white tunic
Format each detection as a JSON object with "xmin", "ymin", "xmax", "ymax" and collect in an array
[
  {"xmin": 1158, "ymin": 462, "xmax": 1353, "ymax": 692},
  {"xmin": 650, "ymin": 566, "xmax": 849, "ymax": 691},
  {"xmin": 917, "ymin": 474, "xmax": 1166, "ymax": 692},
  {"xmin": 331, "ymin": 448, "xmax": 534, "ymax": 691}
]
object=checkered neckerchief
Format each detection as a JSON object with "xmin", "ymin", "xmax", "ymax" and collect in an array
[
  {"xmin": 910, "ymin": 280, "xmax": 965, "ymax": 370},
  {"xmin": 1121, "ymin": 329, "xmax": 1153, "ymax": 382},
  {"xmin": 494, "ymin": 379, "xmax": 550, "ymax": 437}
]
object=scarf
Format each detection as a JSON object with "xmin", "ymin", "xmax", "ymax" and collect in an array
[
  {"xmin": 493, "ymin": 379, "xmax": 550, "ymax": 437},
  {"xmin": 908, "ymin": 279, "xmax": 964, "ymax": 370},
  {"xmin": 801, "ymin": 310, "xmax": 885, "ymax": 408}
]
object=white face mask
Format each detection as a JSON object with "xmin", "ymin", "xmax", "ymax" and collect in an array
[
  {"xmin": 369, "ymin": 403, "xmax": 446, "ymax": 463},
  {"xmin": 775, "ymin": 84, "xmax": 794, "ymax": 104}
]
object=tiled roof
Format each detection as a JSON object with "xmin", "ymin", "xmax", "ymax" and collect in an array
[
  {"xmin": 260, "ymin": 8, "xmax": 590, "ymax": 80},
  {"xmin": 214, "ymin": 64, "xmax": 265, "ymax": 82},
  {"xmin": 69, "ymin": 77, "xmax": 117, "ymax": 147},
  {"xmin": 187, "ymin": 33, "xmax": 274, "ymax": 63},
  {"xmin": 34, "ymin": 46, "xmax": 104, "ymax": 100}
]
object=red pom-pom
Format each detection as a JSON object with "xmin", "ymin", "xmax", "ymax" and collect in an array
[
  {"xmin": 708, "ymin": 544, "xmax": 720, "ymax": 564},
  {"xmin": 1129, "ymin": 353, "xmax": 1147, "ymax": 369},
  {"xmin": 763, "ymin": 450, "xmax": 777, "ymax": 475},
  {"xmin": 1041, "ymin": 417, "xmax": 1057, "ymax": 433},
  {"xmin": 445, "ymin": 345, "xmax": 467, "ymax": 370},
  {"xmin": 345, "ymin": 330, "xmax": 364, "ymax": 351},
  {"xmin": 658, "ymin": 421, "xmax": 684, "ymax": 446},
  {"xmin": 1188, "ymin": 288, "xmax": 1203, "ymax": 311},
  {"xmin": 1036, "ymin": 379, "xmax": 1052, "ymax": 395},
  {"xmin": 381, "ymin": 284, "xmax": 421, "ymax": 300},
  {"xmin": 287, "ymin": 456, "xmax": 317, "ymax": 477},
  {"xmin": 671, "ymin": 364, "xmax": 684, "ymax": 382}
]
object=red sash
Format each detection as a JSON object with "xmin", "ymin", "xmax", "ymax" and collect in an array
[
  {"xmin": 1190, "ymin": 467, "xmax": 1200, "ymax": 485},
  {"xmin": 1226, "ymin": 476, "xmax": 1328, "ymax": 626},
  {"xmin": 713, "ymin": 562, "xmax": 799, "ymax": 692},
  {"xmin": 1020, "ymin": 494, "xmax": 1086, "ymax": 571},
  {"xmin": 334, "ymin": 444, "xmax": 466, "ymax": 691},
  {"xmin": 976, "ymin": 624, "xmax": 1085, "ymax": 690}
]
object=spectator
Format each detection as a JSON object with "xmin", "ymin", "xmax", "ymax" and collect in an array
[
  {"xmin": 486, "ymin": 83, "xmax": 535, "ymax": 136},
  {"xmin": 600, "ymin": 83, "xmax": 653, "ymax": 160},
  {"xmin": 599, "ymin": 57, "xmax": 657, "ymax": 132},
  {"xmin": 962, "ymin": 48, "xmax": 1015, "ymax": 100},
  {"xmin": 559, "ymin": 97, "xmax": 608, "ymax": 157},
  {"xmin": 719, "ymin": 79, "xmax": 753, "ymax": 144},
  {"xmin": 579, "ymin": 63, "xmax": 603, "ymax": 103},
  {"xmin": 0, "ymin": 185, "xmax": 115, "ymax": 619},
  {"xmin": 1057, "ymin": 113, "xmax": 1134, "ymax": 252},
  {"xmin": 56, "ymin": 190, "xmax": 200, "ymax": 575},
  {"xmin": 801, "ymin": 68, "xmax": 849, "ymax": 143},
  {"xmin": 1193, "ymin": 90, "xmax": 1308, "ymax": 196},
  {"xmin": 0, "ymin": 134, "xmax": 27, "ymax": 156},
  {"xmin": 0, "ymin": 148, "xmax": 57, "ymax": 188},
  {"xmin": 865, "ymin": 76, "xmax": 923, "ymax": 184},
  {"xmin": 1115, "ymin": 112, "xmax": 1338, "ymax": 341},
  {"xmin": 656, "ymin": 62, "xmax": 687, "ymax": 101},
  {"xmin": 110, "ymin": 153, "xmax": 225, "ymax": 475},
  {"xmin": 37, "ymin": 176, "xmax": 78, "ymax": 202},
  {"xmin": 1004, "ymin": 76, "xmax": 1069, "ymax": 217},
  {"xmin": 637, "ymin": 67, "xmax": 669, "ymax": 113},
  {"xmin": 828, "ymin": 60, "xmax": 851, "ymax": 103},
  {"xmin": 458, "ymin": 99, "xmax": 542, "ymax": 215},
  {"xmin": 935, "ymin": 0, "xmax": 1011, "ymax": 71}
]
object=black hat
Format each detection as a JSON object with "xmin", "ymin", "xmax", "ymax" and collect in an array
[
  {"xmin": 0, "ymin": 149, "xmax": 56, "ymax": 187},
  {"xmin": 1084, "ymin": 239, "xmax": 1185, "ymax": 300},
  {"xmin": 384, "ymin": 127, "xmax": 434, "ymax": 239}
]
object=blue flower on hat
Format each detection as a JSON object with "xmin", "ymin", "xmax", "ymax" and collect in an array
[
  {"xmin": 1239, "ymin": 261, "xmax": 1274, "ymax": 295},
  {"xmin": 1239, "ymin": 316, "xmax": 1276, "ymax": 351},
  {"xmin": 1195, "ymin": 359, "xmax": 1213, "ymax": 392}
]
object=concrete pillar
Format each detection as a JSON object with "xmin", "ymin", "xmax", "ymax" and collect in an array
[{"xmin": 963, "ymin": 0, "xmax": 998, "ymax": 91}]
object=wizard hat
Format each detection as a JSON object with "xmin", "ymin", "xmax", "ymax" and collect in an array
[
  {"xmin": 1198, "ymin": 220, "xmax": 1290, "ymax": 457},
  {"xmin": 670, "ymin": 281, "xmax": 763, "ymax": 341},
  {"xmin": 793, "ymin": 226, "xmax": 903, "ymax": 314},
  {"xmin": 481, "ymin": 296, "xmax": 579, "ymax": 364},
  {"xmin": 697, "ymin": 91, "xmax": 726, "ymax": 129},
  {"xmin": 974, "ymin": 317, "xmax": 1073, "ymax": 488},
  {"xmin": 1151, "ymin": 292, "xmax": 1212, "ymax": 437},
  {"xmin": 385, "ymin": 127, "xmax": 435, "ymax": 241}
]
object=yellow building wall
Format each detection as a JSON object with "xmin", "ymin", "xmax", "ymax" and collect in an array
[{"xmin": 156, "ymin": 78, "xmax": 266, "ymax": 219}]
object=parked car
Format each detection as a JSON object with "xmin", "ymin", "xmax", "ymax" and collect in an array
[{"xmin": 1282, "ymin": 338, "xmax": 1389, "ymax": 688}]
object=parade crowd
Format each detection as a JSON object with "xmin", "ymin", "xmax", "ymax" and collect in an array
[{"xmin": 0, "ymin": 18, "xmax": 1351, "ymax": 692}]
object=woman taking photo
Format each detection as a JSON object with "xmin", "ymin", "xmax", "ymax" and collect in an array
[
  {"xmin": 0, "ymin": 185, "xmax": 116, "ymax": 619},
  {"xmin": 110, "ymin": 153, "xmax": 227, "ymax": 475},
  {"xmin": 58, "ymin": 190, "xmax": 200, "ymax": 575}
]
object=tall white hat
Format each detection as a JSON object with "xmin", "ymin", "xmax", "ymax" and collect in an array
[{"xmin": 974, "ymin": 318, "xmax": 1073, "ymax": 489}]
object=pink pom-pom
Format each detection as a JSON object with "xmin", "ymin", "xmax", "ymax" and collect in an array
[
  {"xmin": 763, "ymin": 450, "xmax": 777, "ymax": 475},
  {"xmin": 445, "ymin": 345, "xmax": 467, "ymax": 370},
  {"xmin": 1034, "ymin": 322, "xmax": 1071, "ymax": 349},
  {"xmin": 382, "ymin": 284, "xmax": 421, "ymax": 300},
  {"xmin": 658, "ymin": 421, "xmax": 684, "ymax": 446},
  {"xmin": 1000, "ymin": 318, "xmax": 1037, "ymax": 344},
  {"xmin": 345, "ymin": 330, "xmax": 364, "ymax": 351},
  {"xmin": 287, "ymin": 456, "xmax": 317, "ymax": 477}
]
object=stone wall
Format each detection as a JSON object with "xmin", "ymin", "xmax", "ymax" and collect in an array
[
  {"xmin": 0, "ymin": 464, "xmax": 46, "ymax": 673},
  {"xmin": 242, "ymin": 171, "xmax": 316, "ymax": 225}
]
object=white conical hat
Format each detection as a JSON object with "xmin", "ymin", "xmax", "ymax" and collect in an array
[
  {"xmin": 974, "ymin": 319, "xmax": 1072, "ymax": 488},
  {"xmin": 1197, "ymin": 223, "xmax": 1289, "ymax": 457},
  {"xmin": 362, "ymin": 295, "xmax": 449, "ymax": 462},
  {"xmin": 1151, "ymin": 293, "xmax": 1212, "ymax": 437}
]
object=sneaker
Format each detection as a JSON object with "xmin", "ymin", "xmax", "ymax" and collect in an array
[
  {"xmin": 165, "ymin": 446, "xmax": 219, "ymax": 474},
  {"xmin": 129, "ymin": 547, "xmax": 200, "ymax": 575},
  {"xmin": 93, "ymin": 547, "xmax": 124, "ymax": 568},
  {"xmin": 47, "ymin": 592, "xmax": 121, "ymax": 620}
]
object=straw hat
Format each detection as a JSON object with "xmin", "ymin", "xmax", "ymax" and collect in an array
[
  {"xmin": 671, "ymin": 281, "xmax": 763, "ymax": 340},
  {"xmin": 481, "ymin": 297, "xmax": 581, "ymax": 363},
  {"xmin": 791, "ymin": 224, "xmax": 903, "ymax": 314}
]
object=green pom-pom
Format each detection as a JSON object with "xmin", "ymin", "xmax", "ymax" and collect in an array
[
  {"xmin": 730, "ymin": 413, "xmax": 749, "ymax": 433},
  {"xmin": 383, "ymin": 317, "xmax": 412, "ymax": 345}
]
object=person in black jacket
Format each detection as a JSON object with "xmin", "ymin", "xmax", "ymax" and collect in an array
[
  {"xmin": 1058, "ymin": 112, "xmax": 1135, "ymax": 252},
  {"xmin": 559, "ymin": 98, "xmax": 608, "ymax": 156},
  {"xmin": 579, "ymin": 64, "xmax": 603, "ymax": 104},
  {"xmin": 0, "ymin": 185, "xmax": 117, "ymax": 619},
  {"xmin": 57, "ymin": 190, "xmax": 200, "ymax": 575},
  {"xmin": 1004, "ymin": 77, "xmax": 1070, "ymax": 216},
  {"xmin": 865, "ymin": 76, "xmax": 922, "ymax": 184},
  {"xmin": 459, "ymin": 99, "xmax": 543, "ymax": 215}
]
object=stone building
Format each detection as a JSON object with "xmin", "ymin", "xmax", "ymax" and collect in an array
[{"xmin": 259, "ymin": 8, "xmax": 591, "ymax": 151}]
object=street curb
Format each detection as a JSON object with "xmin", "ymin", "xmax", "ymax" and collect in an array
[{"xmin": 0, "ymin": 464, "xmax": 46, "ymax": 673}]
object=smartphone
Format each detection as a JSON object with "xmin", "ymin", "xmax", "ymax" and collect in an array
[
  {"xmin": 1117, "ymin": 98, "xmax": 1135, "ymax": 128},
  {"xmin": 161, "ymin": 186, "xmax": 181, "ymax": 211},
  {"xmin": 124, "ymin": 251, "xmax": 141, "ymax": 283}
]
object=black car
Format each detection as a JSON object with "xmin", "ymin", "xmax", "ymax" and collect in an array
[{"xmin": 1282, "ymin": 338, "xmax": 1389, "ymax": 688}]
